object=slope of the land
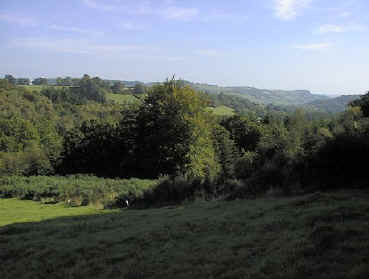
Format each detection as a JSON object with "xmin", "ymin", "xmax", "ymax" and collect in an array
[
  {"xmin": 304, "ymin": 95, "xmax": 360, "ymax": 114},
  {"xmin": 186, "ymin": 82, "xmax": 331, "ymax": 106},
  {"xmin": 1, "ymin": 191, "xmax": 369, "ymax": 279},
  {"xmin": 106, "ymin": 93, "xmax": 143, "ymax": 105},
  {"xmin": 206, "ymin": 105, "xmax": 235, "ymax": 116}
]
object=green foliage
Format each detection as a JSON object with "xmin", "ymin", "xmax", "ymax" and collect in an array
[
  {"xmin": 111, "ymin": 81, "xmax": 125, "ymax": 93},
  {"xmin": 0, "ymin": 117, "xmax": 40, "ymax": 152},
  {"xmin": 0, "ymin": 78, "xmax": 12, "ymax": 90},
  {"xmin": 234, "ymin": 151, "xmax": 258, "ymax": 180},
  {"xmin": 58, "ymin": 120, "xmax": 123, "ymax": 177},
  {"xmin": 206, "ymin": 105, "xmax": 235, "ymax": 116},
  {"xmin": 0, "ymin": 81, "xmax": 125, "ymax": 176},
  {"xmin": 133, "ymin": 79, "xmax": 218, "ymax": 179},
  {"xmin": 350, "ymin": 91, "xmax": 369, "ymax": 117},
  {"xmin": 212, "ymin": 125, "xmax": 238, "ymax": 181},
  {"xmin": 5, "ymin": 74, "xmax": 16, "ymax": 85},
  {"xmin": 133, "ymin": 82, "xmax": 146, "ymax": 94},
  {"xmin": 209, "ymin": 92, "xmax": 265, "ymax": 116},
  {"xmin": 303, "ymin": 132, "xmax": 369, "ymax": 190},
  {"xmin": 32, "ymin": 77, "xmax": 48, "ymax": 85},
  {"xmin": 221, "ymin": 115, "xmax": 263, "ymax": 153},
  {"xmin": 0, "ymin": 175, "xmax": 157, "ymax": 207}
]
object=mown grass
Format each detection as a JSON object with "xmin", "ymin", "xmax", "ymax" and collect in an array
[
  {"xmin": 0, "ymin": 198, "xmax": 115, "ymax": 227},
  {"xmin": 1, "ymin": 190, "xmax": 369, "ymax": 278}
]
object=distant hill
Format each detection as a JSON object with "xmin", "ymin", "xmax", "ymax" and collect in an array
[
  {"xmin": 184, "ymin": 82, "xmax": 331, "ymax": 106},
  {"xmin": 303, "ymin": 95, "xmax": 361, "ymax": 114},
  {"xmin": 45, "ymin": 78, "xmax": 358, "ymax": 114}
]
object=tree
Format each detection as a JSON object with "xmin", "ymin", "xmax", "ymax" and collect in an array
[
  {"xmin": 58, "ymin": 120, "xmax": 121, "ymax": 176},
  {"xmin": 350, "ymin": 91, "xmax": 369, "ymax": 118},
  {"xmin": 77, "ymin": 74, "xmax": 108, "ymax": 103},
  {"xmin": 221, "ymin": 115, "xmax": 263, "ymax": 153},
  {"xmin": 212, "ymin": 125, "xmax": 238, "ymax": 181},
  {"xmin": 16, "ymin": 78, "xmax": 30, "ymax": 85},
  {"xmin": 0, "ymin": 79, "xmax": 11, "ymax": 90},
  {"xmin": 132, "ymin": 79, "xmax": 218, "ymax": 179},
  {"xmin": 32, "ymin": 77, "xmax": 48, "ymax": 85},
  {"xmin": 5, "ymin": 75, "xmax": 16, "ymax": 85},
  {"xmin": 133, "ymin": 82, "xmax": 146, "ymax": 94},
  {"xmin": 111, "ymin": 81, "xmax": 125, "ymax": 94}
]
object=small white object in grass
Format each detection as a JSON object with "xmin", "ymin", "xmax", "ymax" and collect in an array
[{"xmin": 67, "ymin": 199, "xmax": 71, "ymax": 205}]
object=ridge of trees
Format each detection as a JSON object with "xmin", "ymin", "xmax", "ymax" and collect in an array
[{"xmin": 1, "ymin": 75, "xmax": 369, "ymax": 203}]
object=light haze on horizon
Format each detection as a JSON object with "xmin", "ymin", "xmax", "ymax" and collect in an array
[{"xmin": 1, "ymin": 0, "xmax": 368, "ymax": 95}]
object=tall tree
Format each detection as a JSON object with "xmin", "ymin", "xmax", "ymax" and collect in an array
[
  {"xmin": 133, "ymin": 79, "xmax": 218, "ymax": 178},
  {"xmin": 32, "ymin": 77, "xmax": 48, "ymax": 85},
  {"xmin": 133, "ymin": 82, "xmax": 146, "ymax": 94},
  {"xmin": 5, "ymin": 75, "xmax": 16, "ymax": 85},
  {"xmin": 350, "ymin": 91, "xmax": 369, "ymax": 118}
]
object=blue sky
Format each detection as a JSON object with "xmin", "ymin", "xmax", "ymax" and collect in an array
[{"xmin": 1, "ymin": 0, "xmax": 368, "ymax": 95}]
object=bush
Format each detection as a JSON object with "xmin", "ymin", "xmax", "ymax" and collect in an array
[
  {"xmin": 0, "ymin": 175, "xmax": 158, "ymax": 208},
  {"xmin": 234, "ymin": 151, "xmax": 258, "ymax": 180},
  {"xmin": 303, "ymin": 133, "xmax": 369, "ymax": 190}
]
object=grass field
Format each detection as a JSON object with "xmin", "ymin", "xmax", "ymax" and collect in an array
[
  {"xmin": 1, "ymin": 191, "xmax": 369, "ymax": 278},
  {"xmin": 0, "ymin": 199, "xmax": 114, "ymax": 227},
  {"xmin": 106, "ymin": 93, "xmax": 143, "ymax": 104},
  {"xmin": 19, "ymin": 85, "xmax": 66, "ymax": 92},
  {"xmin": 207, "ymin": 105, "xmax": 235, "ymax": 116}
]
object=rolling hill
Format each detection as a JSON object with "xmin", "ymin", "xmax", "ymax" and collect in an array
[
  {"xmin": 304, "ymin": 95, "xmax": 360, "ymax": 114},
  {"xmin": 184, "ymin": 82, "xmax": 331, "ymax": 106}
]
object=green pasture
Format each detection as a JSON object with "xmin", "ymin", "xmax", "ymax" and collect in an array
[{"xmin": 1, "ymin": 191, "xmax": 369, "ymax": 278}]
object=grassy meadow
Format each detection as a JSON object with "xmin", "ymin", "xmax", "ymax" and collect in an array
[
  {"xmin": 106, "ymin": 93, "xmax": 143, "ymax": 104},
  {"xmin": 1, "ymin": 190, "xmax": 369, "ymax": 278},
  {"xmin": 207, "ymin": 105, "xmax": 236, "ymax": 116},
  {"xmin": 19, "ymin": 85, "xmax": 66, "ymax": 92},
  {"xmin": 0, "ymin": 198, "xmax": 114, "ymax": 227}
]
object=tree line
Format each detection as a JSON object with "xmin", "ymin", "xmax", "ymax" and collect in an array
[{"xmin": 1, "ymin": 75, "xmax": 369, "ymax": 204}]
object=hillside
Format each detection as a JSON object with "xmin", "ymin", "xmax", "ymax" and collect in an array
[
  {"xmin": 185, "ymin": 82, "xmax": 331, "ymax": 106},
  {"xmin": 304, "ymin": 95, "xmax": 360, "ymax": 114},
  {"xmin": 22, "ymin": 80, "xmax": 354, "ymax": 114},
  {"xmin": 1, "ymin": 191, "xmax": 369, "ymax": 278}
]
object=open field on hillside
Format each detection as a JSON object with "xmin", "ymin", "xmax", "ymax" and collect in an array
[
  {"xmin": 0, "ymin": 198, "xmax": 115, "ymax": 227},
  {"xmin": 19, "ymin": 85, "xmax": 66, "ymax": 92},
  {"xmin": 106, "ymin": 93, "xmax": 143, "ymax": 104},
  {"xmin": 1, "ymin": 191, "xmax": 369, "ymax": 279},
  {"xmin": 207, "ymin": 105, "xmax": 235, "ymax": 116}
]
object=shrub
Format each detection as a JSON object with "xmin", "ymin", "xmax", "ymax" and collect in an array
[{"xmin": 0, "ymin": 175, "xmax": 158, "ymax": 208}]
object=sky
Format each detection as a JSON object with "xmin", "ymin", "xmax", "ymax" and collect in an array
[{"xmin": 0, "ymin": 0, "xmax": 369, "ymax": 95}]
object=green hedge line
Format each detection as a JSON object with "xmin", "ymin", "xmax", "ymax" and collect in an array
[{"xmin": 0, "ymin": 175, "xmax": 158, "ymax": 208}]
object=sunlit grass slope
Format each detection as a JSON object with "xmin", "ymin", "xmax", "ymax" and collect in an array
[
  {"xmin": 1, "ymin": 191, "xmax": 369, "ymax": 278},
  {"xmin": 106, "ymin": 93, "xmax": 142, "ymax": 104},
  {"xmin": 19, "ymin": 85, "xmax": 65, "ymax": 92},
  {"xmin": 0, "ymin": 199, "xmax": 114, "ymax": 227},
  {"xmin": 207, "ymin": 105, "xmax": 235, "ymax": 116}
]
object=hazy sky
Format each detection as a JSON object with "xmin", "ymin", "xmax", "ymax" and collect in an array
[{"xmin": 1, "ymin": 0, "xmax": 368, "ymax": 95}]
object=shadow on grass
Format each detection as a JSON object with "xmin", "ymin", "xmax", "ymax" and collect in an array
[{"xmin": 1, "ymin": 192, "xmax": 369, "ymax": 279}]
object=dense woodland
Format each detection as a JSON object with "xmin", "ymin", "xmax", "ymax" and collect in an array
[{"xmin": 1, "ymin": 74, "xmax": 369, "ymax": 206}]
